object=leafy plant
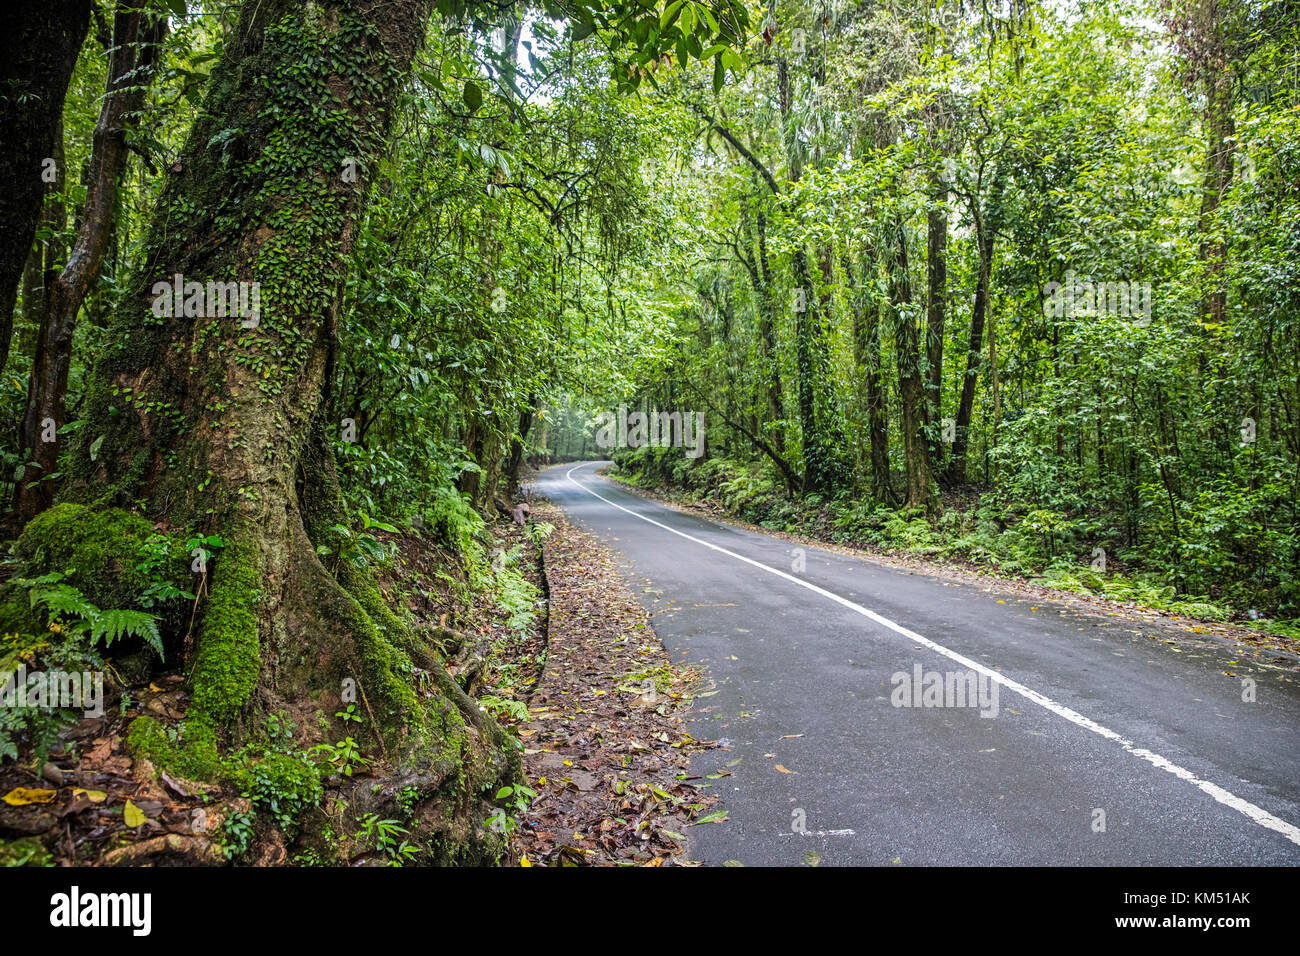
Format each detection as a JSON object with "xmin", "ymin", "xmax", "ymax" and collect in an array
[
  {"xmin": 356, "ymin": 813, "xmax": 419, "ymax": 865},
  {"xmin": 485, "ymin": 783, "xmax": 537, "ymax": 838},
  {"xmin": 21, "ymin": 574, "xmax": 163, "ymax": 657}
]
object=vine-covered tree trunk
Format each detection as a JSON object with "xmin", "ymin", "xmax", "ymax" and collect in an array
[
  {"xmin": 750, "ymin": 205, "xmax": 785, "ymax": 458},
  {"xmin": 866, "ymin": 296, "xmax": 894, "ymax": 502},
  {"xmin": 0, "ymin": 0, "xmax": 91, "ymax": 377},
  {"xmin": 792, "ymin": 246, "xmax": 847, "ymax": 494},
  {"xmin": 58, "ymin": 0, "xmax": 513, "ymax": 857}
]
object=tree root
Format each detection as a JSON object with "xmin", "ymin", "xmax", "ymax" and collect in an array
[{"xmin": 100, "ymin": 833, "xmax": 224, "ymax": 867}]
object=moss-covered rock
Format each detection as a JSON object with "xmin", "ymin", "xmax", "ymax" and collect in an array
[
  {"xmin": 127, "ymin": 714, "xmax": 226, "ymax": 782},
  {"xmin": 11, "ymin": 502, "xmax": 191, "ymax": 635}
]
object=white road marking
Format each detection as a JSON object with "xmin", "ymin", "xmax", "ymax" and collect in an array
[{"xmin": 562, "ymin": 463, "xmax": 1300, "ymax": 847}]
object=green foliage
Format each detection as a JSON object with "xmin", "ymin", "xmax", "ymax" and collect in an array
[
  {"xmin": 428, "ymin": 487, "xmax": 486, "ymax": 558},
  {"xmin": 479, "ymin": 695, "xmax": 529, "ymax": 722},
  {"xmin": 318, "ymin": 519, "xmax": 397, "ymax": 572},
  {"xmin": 0, "ymin": 837, "xmax": 54, "ymax": 868},
  {"xmin": 484, "ymin": 782, "xmax": 537, "ymax": 839},
  {"xmin": 234, "ymin": 752, "xmax": 324, "ymax": 834},
  {"xmin": 492, "ymin": 546, "xmax": 540, "ymax": 637},
  {"xmin": 220, "ymin": 809, "xmax": 256, "ymax": 861},
  {"xmin": 127, "ymin": 713, "xmax": 226, "ymax": 782},
  {"xmin": 12, "ymin": 505, "xmax": 190, "ymax": 632},
  {"xmin": 20, "ymin": 574, "xmax": 163, "ymax": 657},
  {"xmin": 356, "ymin": 813, "xmax": 419, "ymax": 866}
]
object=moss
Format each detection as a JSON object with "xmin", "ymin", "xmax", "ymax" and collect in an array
[
  {"xmin": 291, "ymin": 557, "xmax": 423, "ymax": 752},
  {"xmin": 188, "ymin": 537, "xmax": 261, "ymax": 727},
  {"xmin": 127, "ymin": 714, "xmax": 227, "ymax": 782},
  {"xmin": 0, "ymin": 837, "xmax": 51, "ymax": 867},
  {"xmin": 0, "ymin": 588, "xmax": 39, "ymax": 637},
  {"xmin": 15, "ymin": 503, "xmax": 188, "ymax": 615}
]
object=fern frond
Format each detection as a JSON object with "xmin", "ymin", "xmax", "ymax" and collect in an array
[
  {"xmin": 29, "ymin": 583, "xmax": 98, "ymax": 619},
  {"xmin": 91, "ymin": 609, "xmax": 163, "ymax": 657}
]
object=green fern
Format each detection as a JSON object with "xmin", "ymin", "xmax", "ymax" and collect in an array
[
  {"xmin": 27, "ymin": 582, "xmax": 98, "ymax": 619},
  {"xmin": 21, "ymin": 577, "xmax": 164, "ymax": 658},
  {"xmin": 91, "ymin": 609, "xmax": 163, "ymax": 655}
]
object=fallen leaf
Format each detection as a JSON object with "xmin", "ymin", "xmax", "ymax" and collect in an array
[
  {"xmin": 72, "ymin": 788, "xmax": 108, "ymax": 803},
  {"xmin": 3, "ymin": 787, "xmax": 56, "ymax": 806},
  {"xmin": 160, "ymin": 771, "xmax": 194, "ymax": 798},
  {"xmin": 124, "ymin": 799, "xmax": 146, "ymax": 828},
  {"xmin": 775, "ymin": 764, "xmax": 796, "ymax": 774},
  {"xmin": 689, "ymin": 809, "xmax": 729, "ymax": 826}
]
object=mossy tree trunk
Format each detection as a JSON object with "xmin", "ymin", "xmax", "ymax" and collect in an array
[{"xmin": 57, "ymin": 0, "xmax": 514, "ymax": 854}]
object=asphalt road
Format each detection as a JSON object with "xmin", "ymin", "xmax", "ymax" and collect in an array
[{"xmin": 534, "ymin": 461, "xmax": 1300, "ymax": 866}]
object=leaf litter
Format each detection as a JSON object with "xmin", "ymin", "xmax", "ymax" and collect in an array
[{"xmin": 513, "ymin": 501, "xmax": 725, "ymax": 866}]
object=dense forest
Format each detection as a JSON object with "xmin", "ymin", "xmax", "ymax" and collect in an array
[
  {"xmin": 0, "ymin": 0, "xmax": 1296, "ymax": 868},
  {"xmin": 596, "ymin": 0, "xmax": 1300, "ymax": 633}
]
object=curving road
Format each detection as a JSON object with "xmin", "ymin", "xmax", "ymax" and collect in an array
[{"xmin": 533, "ymin": 461, "xmax": 1300, "ymax": 866}]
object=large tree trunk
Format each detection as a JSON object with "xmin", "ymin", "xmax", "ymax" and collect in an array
[
  {"xmin": 0, "ymin": 0, "xmax": 91, "ymax": 377},
  {"xmin": 506, "ymin": 393, "xmax": 537, "ymax": 494},
  {"xmin": 15, "ymin": 0, "xmax": 166, "ymax": 522},
  {"xmin": 61, "ymin": 0, "xmax": 513, "ymax": 856}
]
